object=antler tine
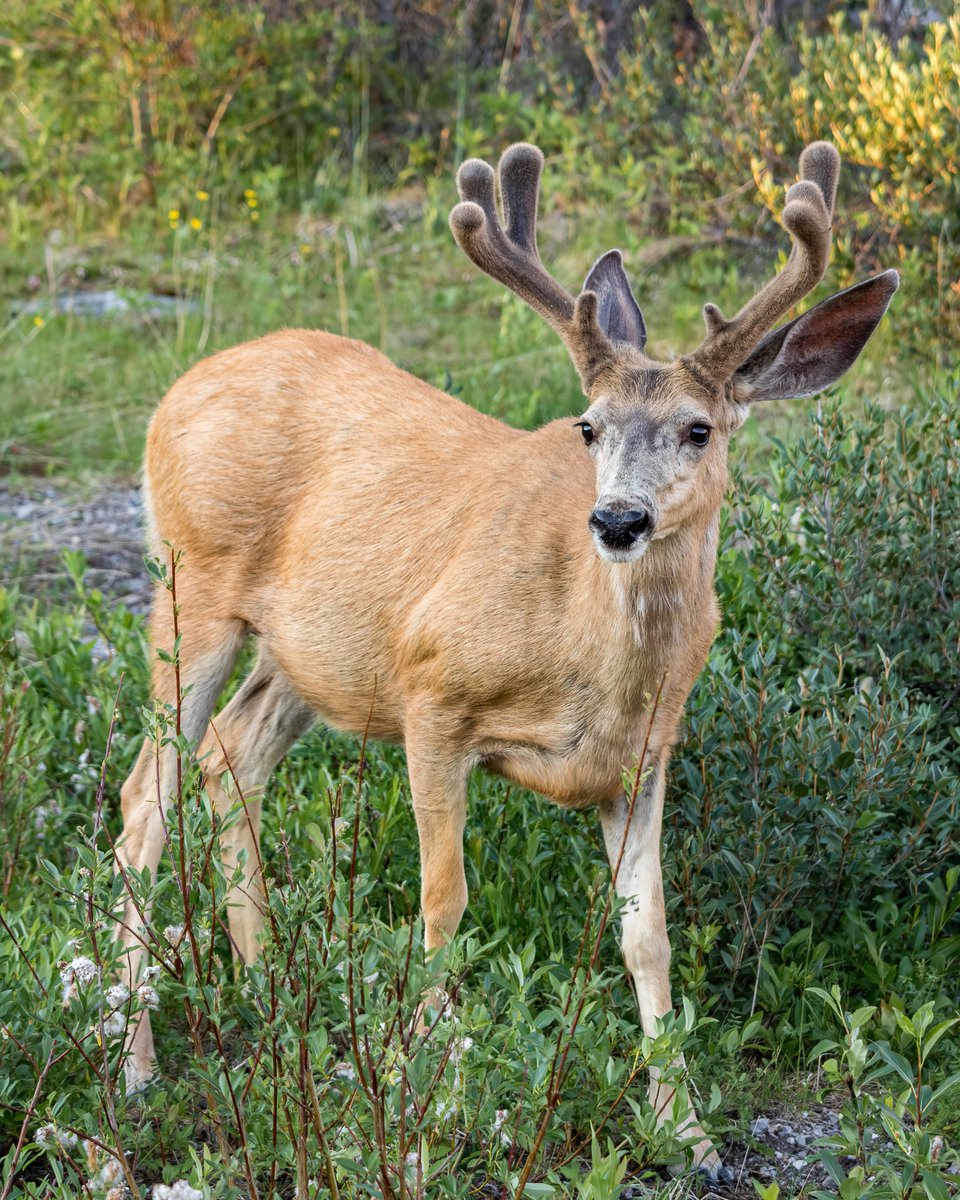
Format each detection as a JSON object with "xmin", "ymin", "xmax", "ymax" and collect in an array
[
  {"xmin": 450, "ymin": 144, "xmax": 612, "ymax": 383},
  {"xmin": 690, "ymin": 142, "xmax": 841, "ymax": 382}
]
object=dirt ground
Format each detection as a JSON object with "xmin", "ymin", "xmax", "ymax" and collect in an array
[{"xmin": 1, "ymin": 479, "xmax": 152, "ymax": 614}]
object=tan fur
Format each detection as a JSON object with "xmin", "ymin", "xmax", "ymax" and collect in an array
[{"xmin": 117, "ymin": 143, "xmax": 897, "ymax": 1176}]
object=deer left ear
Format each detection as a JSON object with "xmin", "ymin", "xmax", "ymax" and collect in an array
[
  {"xmin": 581, "ymin": 250, "xmax": 647, "ymax": 351},
  {"xmin": 730, "ymin": 270, "xmax": 899, "ymax": 404}
]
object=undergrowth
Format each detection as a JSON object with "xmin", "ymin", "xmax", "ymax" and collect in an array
[{"xmin": 1, "ymin": 390, "xmax": 957, "ymax": 1197}]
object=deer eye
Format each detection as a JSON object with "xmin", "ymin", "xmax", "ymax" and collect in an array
[
  {"xmin": 688, "ymin": 423, "xmax": 711, "ymax": 447},
  {"xmin": 576, "ymin": 421, "xmax": 595, "ymax": 446}
]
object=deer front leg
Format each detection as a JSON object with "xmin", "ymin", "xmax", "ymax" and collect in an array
[
  {"xmin": 405, "ymin": 738, "xmax": 469, "ymax": 1023},
  {"xmin": 598, "ymin": 752, "xmax": 722, "ymax": 1178}
]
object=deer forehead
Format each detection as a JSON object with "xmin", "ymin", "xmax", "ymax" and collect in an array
[{"xmin": 583, "ymin": 362, "xmax": 724, "ymax": 434}]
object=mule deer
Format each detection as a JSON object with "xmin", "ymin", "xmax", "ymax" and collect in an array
[{"xmin": 117, "ymin": 142, "xmax": 897, "ymax": 1173}]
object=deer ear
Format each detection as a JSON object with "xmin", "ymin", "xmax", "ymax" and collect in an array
[
  {"xmin": 581, "ymin": 250, "xmax": 647, "ymax": 351},
  {"xmin": 731, "ymin": 270, "xmax": 899, "ymax": 403}
]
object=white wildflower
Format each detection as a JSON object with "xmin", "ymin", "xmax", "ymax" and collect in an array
[
  {"xmin": 102, "ymin": 1010, "xmax": 127, "ymax": 1037},
  {"xmin": 69, "ymin": 957, "xmax": 99, "ymax": 986},
  {"xmin": 153, "ymin": 1181, "xmax": 204, "ymax": 1200},
  {"xmin": 33, "ymin": 800, "xmax": 61, "ymax": 834},
  {"xmin": 35, "ymin": 1124, "xmax": 56, "ymax": 1147},
  {"xmin": 142, "ymin": 964, "xmax": 162, "ymax": 982},
  {"xmin": 493, "ymin": 1109, "xmax": 511, "ymax": 1145},
  {"xmin": 137, "ymin": 985, "xmax": 160, "ymax": 1011},
  {"xmin": 449, "ymin": 1035, "xmax": 473, "ymax": 1064},
  {"xmin": 104, "ymin": 1187, "xmax": 126, "ymax": 1200},
  {"xmin": 333, "ymin": 1061, "xmax": 356, "ymax": 1081},
  {"xmin": 163, "ymin": 924, "xmax": 184, "ymax": 946},
  {"xmin": 105, "ymin": 983, "xmax": 130, "ymax": 1008},
  {"xmin": 61, "ymin": 956, "xmax": 100, "ymax": 1003}
]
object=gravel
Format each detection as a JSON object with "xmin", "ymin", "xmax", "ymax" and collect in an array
[{"xmin": 0, "ymin": 480, "xmax": 152, "ymax": 613}]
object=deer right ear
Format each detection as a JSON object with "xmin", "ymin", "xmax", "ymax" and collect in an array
[
  {"xmin": 730, "ymin": 270, "xmax": 899, "ymax": 404},
  {"xmin": 581, "ymin": 250, "xmax": 647, "ymax": 351}
]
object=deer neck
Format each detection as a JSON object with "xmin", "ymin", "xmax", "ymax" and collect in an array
[{"xmin": 589, "ymin": 515, "xmax": 720, "ymax": 653}]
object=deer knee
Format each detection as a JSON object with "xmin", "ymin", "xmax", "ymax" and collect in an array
[
  {"xmin": 621, "ymin": 912, "xmax": 671, "ymax": 981},
  {"xmin": 421, "ymin": 867, "xmax": 467, "ymax": 946}
]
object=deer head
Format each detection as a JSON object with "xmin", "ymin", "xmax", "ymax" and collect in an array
[{"xmin": 450, "ymin": 143, "xmax": 898, "ymax": 563}]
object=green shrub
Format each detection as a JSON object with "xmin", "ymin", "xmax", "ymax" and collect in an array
[{"xmin": 665, "ymin": 384, "xmax": 960, "ymax": 1046}]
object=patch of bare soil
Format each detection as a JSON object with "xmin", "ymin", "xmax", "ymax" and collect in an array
[{"xmin": 0, "ymin": 480, "xmax": 151, "ymax": 613}]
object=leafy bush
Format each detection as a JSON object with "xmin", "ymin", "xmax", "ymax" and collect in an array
[
  {"xmin": 538, "ymin": 7, "xmax": 959, "ymax": 350},
  {"xmin": 666, "ymin": 385, "xmax": 960, "ymax": 1045},
  {"xmin": 809, "ymin": 987, "xmax": 960, "ymax": 1200}
]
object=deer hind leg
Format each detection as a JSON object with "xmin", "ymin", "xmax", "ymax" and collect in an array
[
  {"xmin": 197, "ymin": 647, "xmax": 315, "ymax": 967},
  {"xmin": 598, "ymin": 754, "xmax": 722, "ymax": 1179},
  {"xmin": 117, "ymin": 593, "xmax": 246, "ymax": 1091}
]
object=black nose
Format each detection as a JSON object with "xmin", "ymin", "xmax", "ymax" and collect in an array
[{"xmin": 589, "ymin": 507, "xmax": 654, "ymax": 549}]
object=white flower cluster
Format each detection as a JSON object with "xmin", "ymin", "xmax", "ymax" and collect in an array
[
  {"xmin": 102, "ymin": 1011, "xmax": 127, "ymax": 1037},
  {"xmin": 60, "ymin": 955, "xmax": 162, "ymax": 1028},
  {"xmin": 153, "ymin": 1181, "xmax": 204, "ymax": 1200},
  {"xmin": 34, "ymin": 1126, "xmax": 128, "ymax": 1200},
  {"xmin": 35, "ymin": 1124, "xmax": 79, "ymax": 1149},
  {"xmin": 105, "ymin": 983, "xmax": 130, "ymax": 1007},
  {"xmin": 61, "ymin": 957, "xmax": 101, "ymax": 1004},
  {"xmin": 137, "ymin": 985, "xmax": 161, "ymax": 1011},
  {"xmin": 33, "ymin": 798, "xmax": 62, "ymax": 834}
]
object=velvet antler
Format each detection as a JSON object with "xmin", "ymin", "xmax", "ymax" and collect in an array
[
  {"xmin": 450, "ymin": 144, "xmax": 623, "ymax": 386},
  {"xmin": 688, "ymin": 142, "xmax": 841, "ymax": 382}
]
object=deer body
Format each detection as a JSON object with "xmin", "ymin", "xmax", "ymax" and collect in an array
[
  {"xmin": 118, "ymin": 143, "xmax": 898, "ymax": 1176},
  {"xmin": 147, "ymin": 329, "xmax": 718, "ymax": 804}
]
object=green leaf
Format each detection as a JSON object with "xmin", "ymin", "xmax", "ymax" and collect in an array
[
  {"xmin": 919, "ymin": 1170, "xmax": 951, "ymax": 1200},
  {"xmin": 873, "ymin": 1042, "xmax": 916, "ymax": 1087}
]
